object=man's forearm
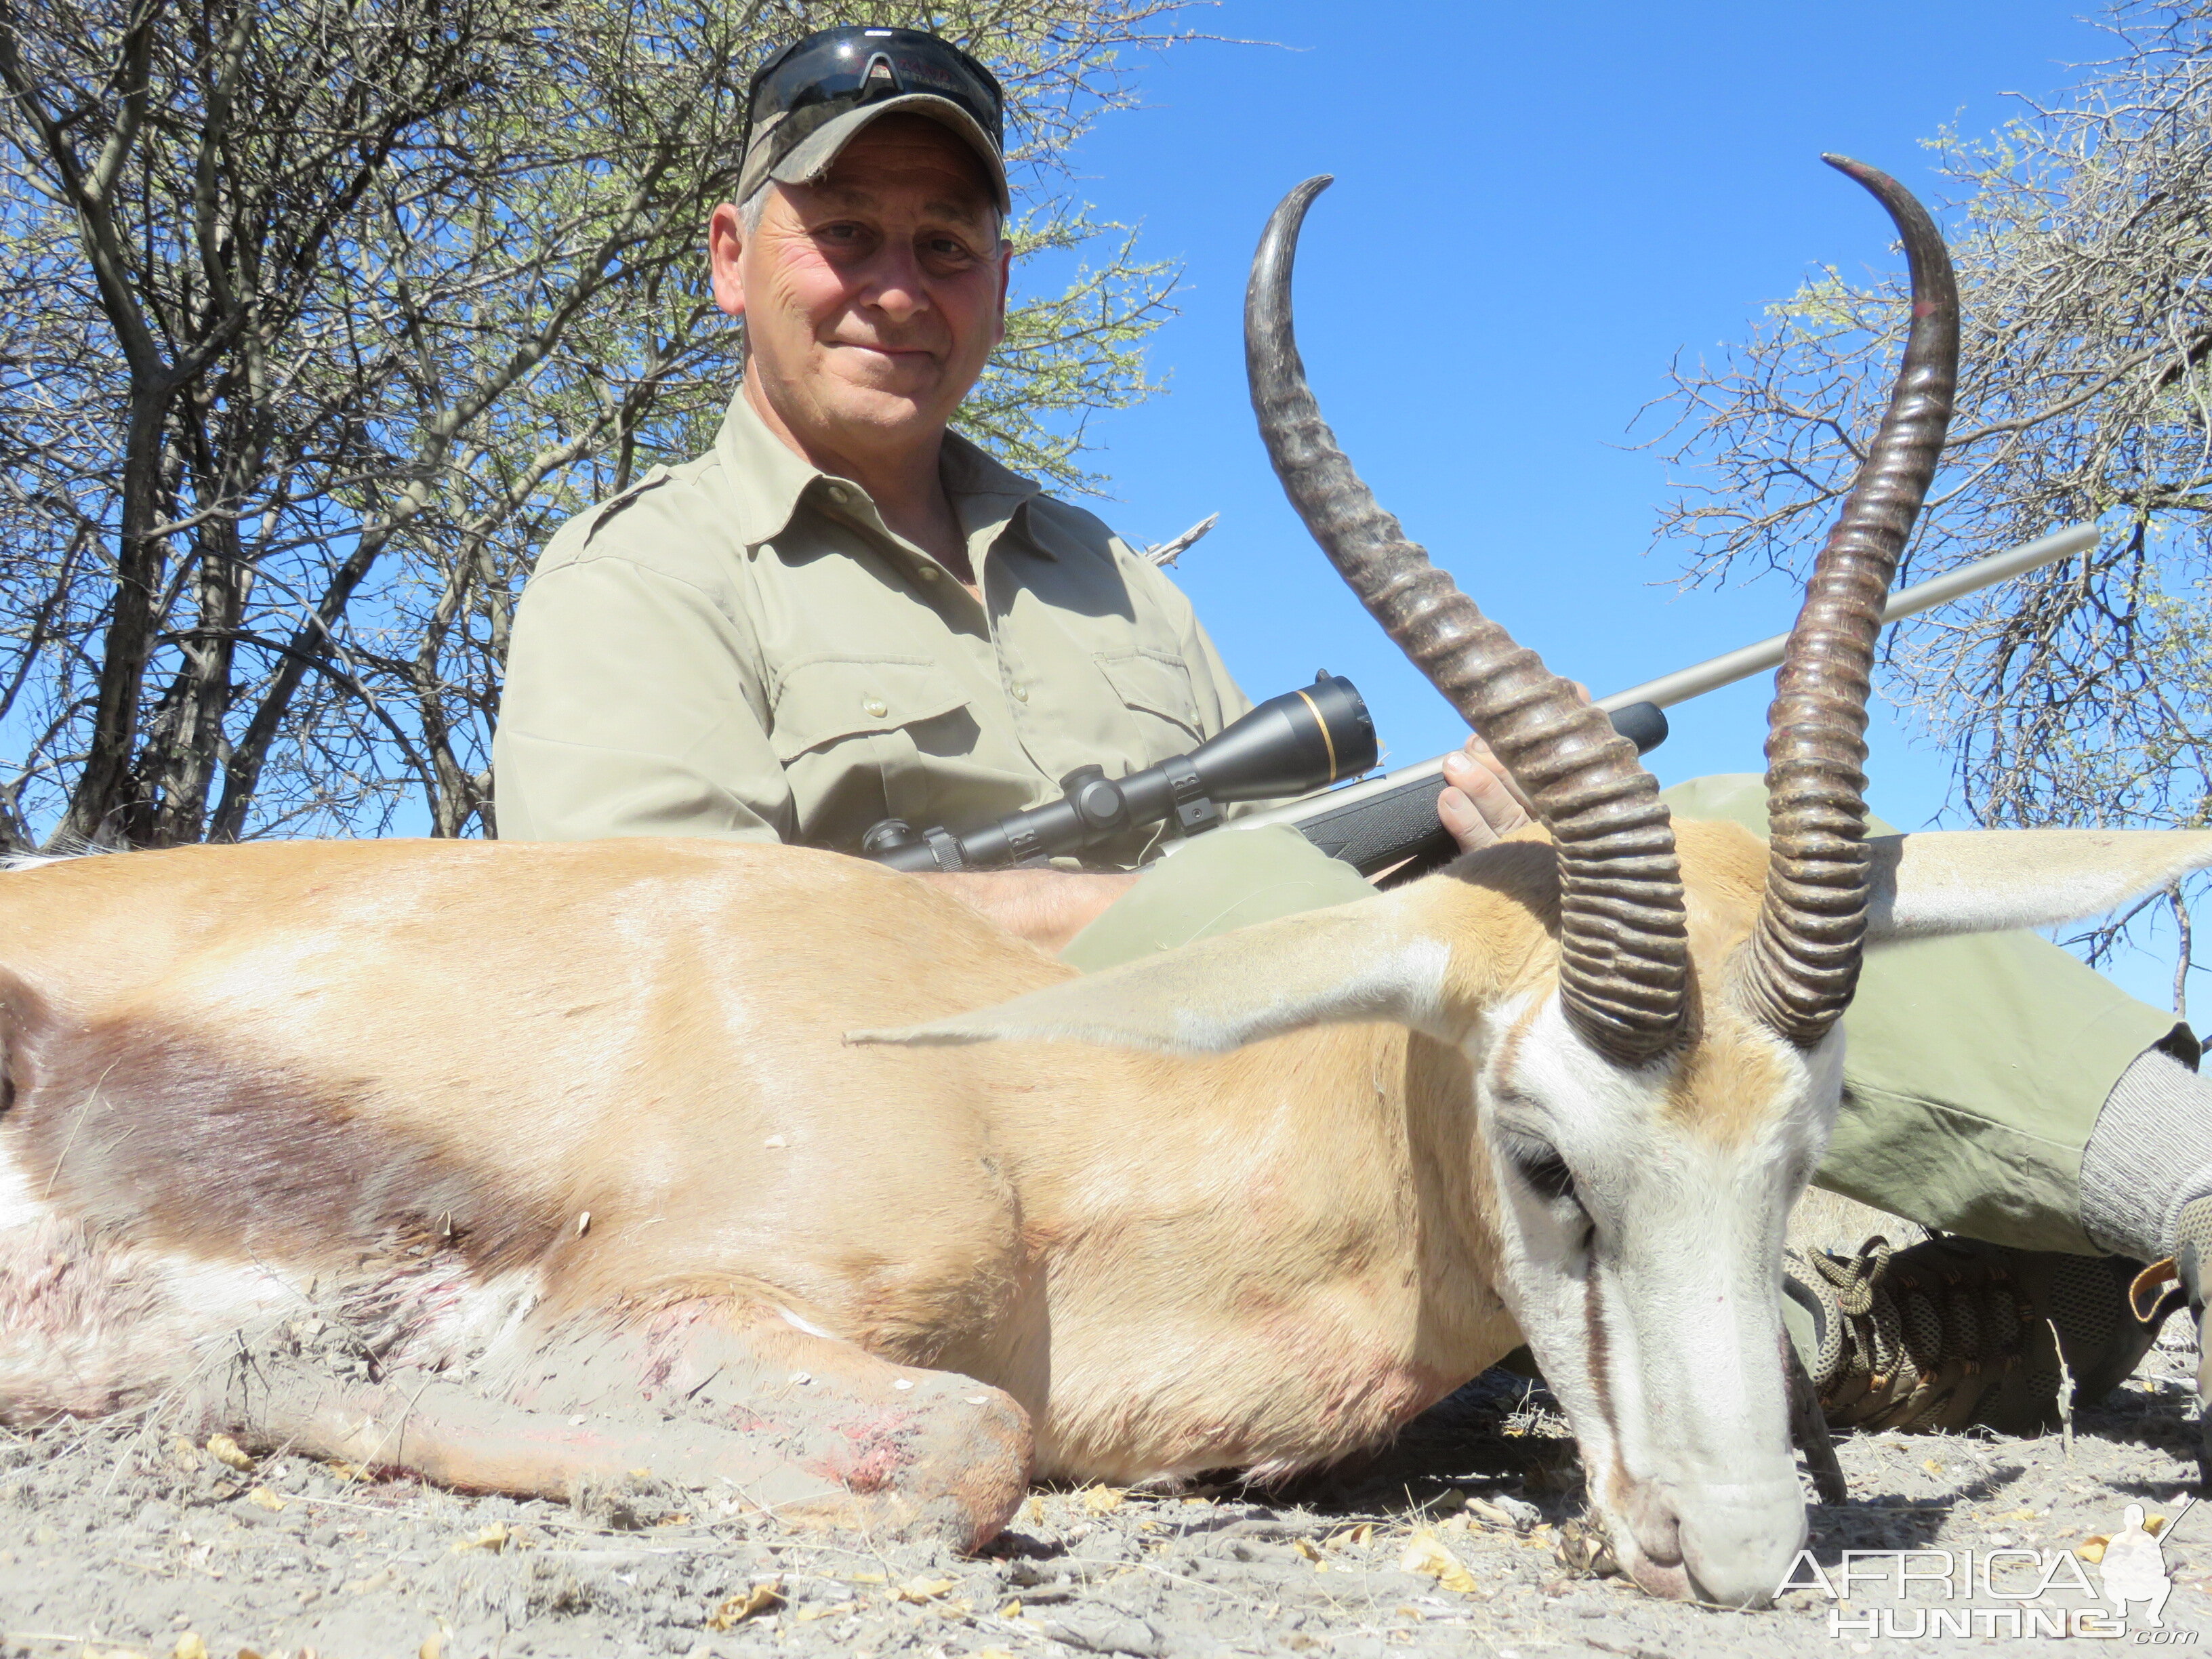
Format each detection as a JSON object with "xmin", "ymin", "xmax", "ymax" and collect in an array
[{"xmin": 918, "ymin": 869, "xmax": 1139, "ymax": 955}]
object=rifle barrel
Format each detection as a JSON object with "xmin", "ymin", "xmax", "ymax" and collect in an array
[{"xmin": 1232, "ymin": 523, "xmax": 2098, "ymax": 837}]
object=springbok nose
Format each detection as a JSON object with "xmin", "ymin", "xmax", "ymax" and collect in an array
[{"xmin": 1674, "ymin": 1478, "xmax": 1807, "ymax": 1610}]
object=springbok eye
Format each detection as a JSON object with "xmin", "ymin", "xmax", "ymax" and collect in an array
[{"xmin": 1504, "ymin": 1136, "xmax": 1578, "ymax": 1204}]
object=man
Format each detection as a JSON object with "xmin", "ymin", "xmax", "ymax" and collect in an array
[
  {"xmin": 494, "ymin": 26, "xmax": 1351, "ymax": 954},
  {"xmin": 497, "ymin": 26, "xmax": 2212, "ymax": 1440}
]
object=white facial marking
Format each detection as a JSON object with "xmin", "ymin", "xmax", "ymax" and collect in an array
[{"xmin": 1471, "ymin": 992, "xmax": 1835, "ymax": 1606}]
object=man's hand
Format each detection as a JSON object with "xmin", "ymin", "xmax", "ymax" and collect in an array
[
  {"xmin": 1436, "ymin": 682, "xmax": 1591, "ymax": 853},
  {"xmin": 1437, "ymin": 734, "xmax": 1536, "ymax": 852},
  {"xmin": 919, "ymin": 869, "xmax": 1138, "ymax": 955}
]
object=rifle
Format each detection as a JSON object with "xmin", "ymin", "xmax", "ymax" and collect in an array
[
  {"xmin": 1236, "ymin": 523, "xmax": 2099, "ymax": 876},
  {"xmin": 861, "ymin": 673, "xmax": 1382, "ymax": 872},
  {"xmin": 861, "ymin": 524, "xmax": 2095, "ymax": 877}
]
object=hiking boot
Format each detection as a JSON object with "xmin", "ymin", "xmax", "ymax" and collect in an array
[{"xmin": 1784, "ymin": 1235, "xmax": 2169, "ymax": 1435}]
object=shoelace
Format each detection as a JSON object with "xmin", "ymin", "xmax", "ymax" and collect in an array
[
  {"xmin": 1793, "ymin": 1237, "xmax": 2030, "ymax": 1431},
  {"xmin": 1797, "ymin": 1237, "xmax": 1901, "ymax": 1388}
]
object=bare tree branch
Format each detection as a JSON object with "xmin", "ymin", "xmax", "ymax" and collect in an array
[
  {"xmin": 0, "ymin": 0, "xmax": 1198, "ymax": 846},
  {"xmin": 1645, "ymin": 0, "xmax": 2212, "ymax": 980}
]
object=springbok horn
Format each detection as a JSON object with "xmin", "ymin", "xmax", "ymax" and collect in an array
[
  {"xmin": 1244, "ymin": 177, "xmax": 1689, "ymax": 1062},
  {"xmin": 1740, "ymin": 157, "xmax": 1960, "ymax": 1046}
]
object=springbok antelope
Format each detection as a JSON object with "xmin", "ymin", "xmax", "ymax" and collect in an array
[{"xmin": 1, "ymin": 161, "xmax": 2205, "ymax": 1610}]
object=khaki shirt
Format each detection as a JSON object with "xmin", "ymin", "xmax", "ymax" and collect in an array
[{"xmin": 493, "ymin": 392, "xmax": 1252, "ymax": 865}]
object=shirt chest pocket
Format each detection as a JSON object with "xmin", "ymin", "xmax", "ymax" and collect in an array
[
  {"xmin": 1095, "ymin": 649, "xmax": 1206, "ymax": 758},
  {"xmin": 768, "ymin": 656, "xmax": 972, "ymax": 763}
]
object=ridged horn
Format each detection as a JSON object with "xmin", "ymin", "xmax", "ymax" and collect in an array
[
  {"xmin": 1740, "ymin": 157, "xmax": 1959, "ymax": 1046},
  {"xmin": 1245, "ymin": 177, "xmax": 1688, "ymax": 1063}
]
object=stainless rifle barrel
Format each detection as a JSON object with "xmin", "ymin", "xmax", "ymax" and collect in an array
[{"xmin": 1230, "ymin": 523, "xmax": 2100, "ymax": 835}]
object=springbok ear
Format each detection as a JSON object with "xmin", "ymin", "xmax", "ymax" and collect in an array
[
  {"xmin": 1867, "ymin": 830, "xmax": 2212, "ymax": 944},
  {"xmin": 847, "ymin": 899, "xmax": 1457, "ymax": 1055}
]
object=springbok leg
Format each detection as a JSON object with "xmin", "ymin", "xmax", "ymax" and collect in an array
[{"xmin": 179, "ymin": 1301, "xmax": 1033, "ymax": 1551}]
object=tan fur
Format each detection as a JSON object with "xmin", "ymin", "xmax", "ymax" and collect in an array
[
  {"xmin": 0, "ymin": 828, "xmax": 1797, "ymax": 1466},
  {"xmin": 1451, "ymin": 823, "xmax": 1791, "ymax": 1146},
  {"xmin": 3, "ymin": 815, "xmax": 2200, "ymax": 1579},
  {"xmin": 0, "ymin": 838, "xmax": 1533, "ymax": 1482}
]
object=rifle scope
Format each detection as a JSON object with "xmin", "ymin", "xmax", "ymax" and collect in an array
[
  {"xmin": 860, "ymin": 678, "xmax": 1670, "ymax": 875},
  {"xmin": 862, "ymin": 673, "xmax": 1378, "ymax": 872}
]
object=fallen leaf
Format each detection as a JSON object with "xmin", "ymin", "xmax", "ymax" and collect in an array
[
  {"xmin": 998, "ymin": 1599, "xmax": 1023, "ymax": 1619},
  {"xmin": 173, "ymin": 1637, "xmax": 209, "ymax": 1659},
  {"xmin": 1292, "ymin": 1537, "xmax": 1324, "ymax": 1562},
  {"xmin": 2150, "ymin": 1514, "xmax": 2169, "ymax": 1536},
  {"xmin": 451, "ymin": 1523, "xmax": 508, "ymax": 1554},
  {"xmin": 417, "ymin": 1637, "xmax": 442, "ymax": 1659},
  {"xmin": 707, "ymin": 1581, "xmax": 785, "ymax": 1629},
  {"xmin": 247, "ymin": 1486, "xmax": 287, "ymax": 1512},
  {"xmin": 1923, "ymin": 1458, "xmax": 1944, "ymax": 1475},
  {"xmin": 2078, "ymin": 1536, "xmax": 2110, "ymax": 1563},
  {"xmin": 843, "ymin": 1570, "xmax": 888, "ymax": 1585},
  {"xmin": 895, "ymin": 1574, "xmax": 958, "ymax": 1603},
  {"xmin": 1399, "ymin": 1530, "xmax": 1482, "ymax": 1595},
  {"xmin": 325, "ymin": 1460, "xmax": 369, "ymax": 1481},
  {"xmin": 628, "ymin": 1466, "xmax": 653, "ymax": 1479},
  {"xmin": 205, "ymin": 1433, "xmax": 254, "ymax": 1472},
  {"xmin": 1081, "ymin": 1485, "xmax": 1126, "ymax": 1514},
  {"xmin": 796, "ymin": 1601, "xmax": 857, "ymax": 1623},
  {"xmin": 1329, "ymin": 1522, "xmax": 1377, "ymax": 1549},
  {"xmin": 170, "ymin": 1437, "xmax": 203, "ymax": 1471},
  {"xmin": 975, "ymin": 1651, "xmax": 1017, "ymax": 1659}
]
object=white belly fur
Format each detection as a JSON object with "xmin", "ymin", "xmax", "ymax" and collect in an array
[{"xmin": 0, "ymin": 1140, "xmax": 544, "ymax": 1424}]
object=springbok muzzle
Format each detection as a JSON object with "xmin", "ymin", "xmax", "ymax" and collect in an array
[{"xmin": 1612, "ymin": 1469, "xmax": 1807, "ymax": 1608}]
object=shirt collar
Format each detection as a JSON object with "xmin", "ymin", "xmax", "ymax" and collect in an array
[{"xmin": 713, "ymin": 387, "xmax": 1050, "ymax": 558}]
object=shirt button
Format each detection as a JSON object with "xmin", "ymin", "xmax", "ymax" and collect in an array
[
  {"xmin": 824, "ymin": 483, "xmax": 849, "ymax": 503},
  {"xmin": 863, "ymin": 697, "xmax": 888, "ymax": 718},
  {"xmin": 916, "ymin": 565, "xmax": 939, "ymax": 581},
  {"xmin": 1010, "ymin": 683, "xmax": 1029, "ymax": 703}
]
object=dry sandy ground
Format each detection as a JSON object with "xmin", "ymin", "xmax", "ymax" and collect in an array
[{"xmin": 3, "ymin": 1317, "xmax": 2208, "ymax": 1659}]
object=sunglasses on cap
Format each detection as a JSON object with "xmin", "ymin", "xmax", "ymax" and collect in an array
[{"xmin": 741, "ymin": 27, "xmax": 1006, "ymax": 178}]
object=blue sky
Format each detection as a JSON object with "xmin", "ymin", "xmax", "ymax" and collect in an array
[{"xmin": 1037, "ymin": 1, "xmax": 2198, "ymax": 1009}]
